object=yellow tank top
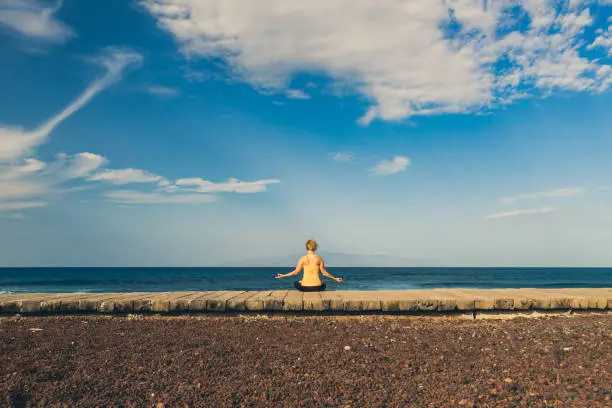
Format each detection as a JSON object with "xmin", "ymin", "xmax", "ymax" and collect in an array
[{"xmin": 301, "ymin": 255, "xmax": 322, "ymax": 286}]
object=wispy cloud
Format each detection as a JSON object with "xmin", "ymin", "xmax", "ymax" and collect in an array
[
  {"xmin": 485, "ymin": 207, "xmax": 555, "ymax": 220},
  {"xmin": 99, "ymin": 176, "xmax": 280, "ymax": 204},
  {"xmin": 142, "ymin": 0, "xmax": 612, "ymax": 125},
  {"xmin": 105, "ymin": 190, "xmax": 219, "ymax": 204},
  {"xmin": 286, "ymin": 89, "xmax": 310, "ymax": 99},
  {"xmin": 501, "ymin": 187, "xmax": 586, "ymax": 204},
  {"xmin": 331, "ymin": 152, "xmax": 354, "ymax": 162},
  {"xmin": 146, "ymin": 85, "xmax": 180, "ymax": 97},
  {"xmin": 0, "ymin": 201, "xmax": 48, "ymax": 212},
  {"xmin": 0, "ymin": 152, "xmax": 107, "ymax": 208},
  {"xmin": 0, "ymin": 0, "xmax": 74, "ymax": 43},
  {"xmin": 173, "ymin": 177, "xmax": 280, "ymax": 193},
  {"xmin": 0, "ymin": 48, "xmax": 143, "ymax": 212},
  {"xmin": 0, "ymin": 47, "xmax": 142, "ymax": 162},
  {"xmin": 89, "ymin": 168, "xmax": 166, "ymax": 185},
  {"xmin": 588, "ymin": 25, "xmax": 612, "ymax": 57},
  {"xmin": 369, "ymin": 156, "xmax": 410, "ymax": 176},
  {"xmin": 46, "ymin": 152, "xmax": 108, "ymax": 182},
  {"xmin": 0, "ymin": 46, "xmax": 280, "ymax": 212}
]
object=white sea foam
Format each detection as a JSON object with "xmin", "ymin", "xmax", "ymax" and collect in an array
[{"xmin": 0, "ymin": 289, "xmax": 28, "ymax": 294}]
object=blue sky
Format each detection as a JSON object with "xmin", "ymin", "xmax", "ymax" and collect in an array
[{"xmin": 1, "ymin": 0, "xmax": 612, "ymax": 266}]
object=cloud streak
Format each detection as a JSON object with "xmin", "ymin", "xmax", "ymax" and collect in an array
[
  {"xmin": 173, "ymin": 177, "xmax": 281, "ymax": 193},
  {"xmin": 0, "ymin": 201, "xmax": 48, "ymax": 212},
  {"xmin": 89, "ymin": 168, "xmax": 166, "ymax": 185},
  {"xmin": 105, "ymin": 190, "xmax": 219, "ymax": 204},
  {"xmin": 0, "ymin": 48, "xmax": 144, "ymax": 212},
  {"xmin": 0, "ymin": 46, "xmax": 280, "ymax": 212},
  {"xmin": 485, "ymin": 207, "xmax": 555, "ymax": 220},
  {"xmin": 0, "ymin": 152, "xmax": 107, "ymax": 209},
  {"xmin": 0, "ymin": 47, "xmax": 143, "ymax": 163},
  {"xmin": 501, "ymin": 187, "xmax": 586, "ymax": 204}
]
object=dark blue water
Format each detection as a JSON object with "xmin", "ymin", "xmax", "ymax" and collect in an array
[{"xmin": 0, "ymin": 267, "xmax": 610, "ymax": 293}]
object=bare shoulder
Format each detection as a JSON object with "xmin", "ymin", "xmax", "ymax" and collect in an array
[{"xmin": 316, "ymin": 255, "xmax": 324, "ymax": 264}]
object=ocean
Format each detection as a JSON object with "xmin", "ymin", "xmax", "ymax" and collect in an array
[{"xmin": 0, "ymin": 267, "xmax": 610, "ymax": 293}]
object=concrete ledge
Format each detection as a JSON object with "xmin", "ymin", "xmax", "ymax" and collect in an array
[{"xmin": 0, "ymin": 288, "xmax": 610, "ymax": 315}]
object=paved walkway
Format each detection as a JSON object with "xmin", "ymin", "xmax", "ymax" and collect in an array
[{"xmin": 1, "ymin": 288, "xmax": 610, "ymax": 314}]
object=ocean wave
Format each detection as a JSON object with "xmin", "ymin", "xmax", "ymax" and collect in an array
[
  {"xmin": 0, "ymin": 279, "xmax": 109, "ymax": 287},
  {"xmin": 0, "ymin": 289, "xmax": 30, "ymax": 294}
]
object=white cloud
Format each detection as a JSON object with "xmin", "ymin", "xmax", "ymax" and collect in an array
[
  {"xmin": 0, "ymin": 47, "xmax": 281, "ymax": 212},
  {"xmin": 286, "ymin": 89, "xmax": 310, "ymax": 99},
  {"xmin": 485, "ymin": 207, "xmax": 555, "ymax": 219},
  {"xmin": 142, "ymin": 0, "xmax": 612, "ymax": 124},
  {"xmin": 0, "ymin": 201, "xmax": 48, "ymax": 212},
  {"xmin": 0, "ymin": 153, "xmax": 106, "ymax": 204},
  {"xmin": 105, "ymin": 190, "xmax": 219, "ymax": 204},
  {"xmin": 46, "ymin": 152, "xmax": 108, "ymax": 181},
  {"xmin": 331, "ymin": 152, "xmax": 354, "ymax": 162},
  {"xmin": 0, "ymin": 159, "xmax": 47, "ymax": 200},
  {"xmin": 100, "ymin": 176, "xmax": 281, "ymax": 205},
  {"xmin": 0, "ymin": 156, "xmax": 281, "ymax": 210},
  {"xmin": 0, "ymin": 0, "xmax": 74, "ymax": 43},
  {"xmin": 146, "ymin": 85, "xmax": 181, "ymax": 96},
  {"xmin": 369, "ymin": 156, "xmax": 410, "ymax": 176},
  {"xmin": 0, "ymin": 48, "xmax": 142, "ymax": 212},
  {"xmin": 501, "ymin": 187, "xmax": 586, "ymax": 204},
  {"xmin": 173, "ymin": 177, "xmax": 280, "ymax": 193},
  {"xmin": 89, "ymin": 168, "xmax": 166, "ymax": 185},
  {"xmin": 0, "ymin": 158, "xmax": 45, "ymax": 179},
  {"xmin": 0, "ymin": 178, "xmax": 49, "ymax": 200},
  {"xmin": 0, "ymin": 47, "xmax": 142, "ymax": 162},
  {"xmin": 588, "ymin": 24, "xmax": 612, "ymax": 57}
]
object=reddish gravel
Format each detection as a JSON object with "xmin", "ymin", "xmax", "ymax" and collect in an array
[{"xmin": 1, "ymin": 313, "xmax": 610, "ymax": 407}]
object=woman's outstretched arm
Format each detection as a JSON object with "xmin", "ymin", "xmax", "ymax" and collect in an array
[
  {"xmin": 319, "ymin": 259, "xmax": 343, "ymax": 283},
  {"xmin": 275, "ymin": 258, "xmax": 304, "ymax": 279}
]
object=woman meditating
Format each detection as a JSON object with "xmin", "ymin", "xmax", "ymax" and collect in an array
[{"xmin": 275, "ymin": 239, "xmax": 344, "ymax": 292}]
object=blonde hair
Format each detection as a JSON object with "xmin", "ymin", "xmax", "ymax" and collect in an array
[{"xmin": 305, "ymin": 239, "xmax": 318, "ymax": 252}]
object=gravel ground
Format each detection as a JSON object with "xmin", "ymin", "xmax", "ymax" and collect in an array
[{"xmin": 1, "ymin": 313, "xmax": 610, "ymax": 407}]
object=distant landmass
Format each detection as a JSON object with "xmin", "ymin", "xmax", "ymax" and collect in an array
[{"xmin": 222, "ymin": 251, "xmax": 437, "ymax": 267}]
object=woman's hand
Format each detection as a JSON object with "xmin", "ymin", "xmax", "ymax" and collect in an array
[
  {"xmin": 336, "ymin": 277, "xmax": 344, "ymax": 283},
  {"xmin": 275, "ymin": 273, "xmax": 285, "ymax": 279}
]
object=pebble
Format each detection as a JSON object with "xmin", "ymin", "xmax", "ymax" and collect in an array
[{"xmin": 1, "ymin": 314, "xmax": 608, "ymax": 406}]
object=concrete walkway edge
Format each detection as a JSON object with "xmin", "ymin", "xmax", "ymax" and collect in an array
[{"xmin": 0, "ymin": 288, "xmax": 610, "ymax": 314}]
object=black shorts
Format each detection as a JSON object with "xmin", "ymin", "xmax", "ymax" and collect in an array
[{"xmin": 294, "ymin": 281, "xmax": 326, "ymax": 292}]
